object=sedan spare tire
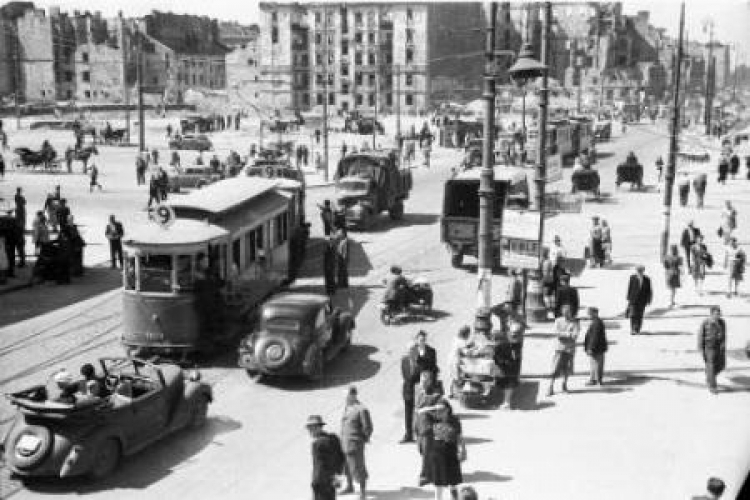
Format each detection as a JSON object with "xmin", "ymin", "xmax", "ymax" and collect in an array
[
  {"xmin": 6, "ymin": 424, "xmax": 53, "ymax": 471},
  {"xmin": 256, "ymin": 337, "xmax": 293, "ymax": 370}
]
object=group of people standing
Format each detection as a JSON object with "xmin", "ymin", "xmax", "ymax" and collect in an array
[{"xmin": 319, "ymin": 199, "xmax": 350, "ymax": 296}]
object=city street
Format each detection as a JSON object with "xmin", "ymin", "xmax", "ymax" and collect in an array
[{"xmin": 1, "ymin": 119, "xmax": 750, "ymax": 499}]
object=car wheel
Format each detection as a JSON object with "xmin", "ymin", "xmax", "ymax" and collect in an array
[
  {"xmin": 6, "ymin": 424, "xmax": 53, "ymax": 471},
  {"xmin": 190, "ymin": 396, "xmax": 210, "ymax": 429},
  {"xmin": 90, "ymin": 438, "xmax": 120, "ymax": 479}
]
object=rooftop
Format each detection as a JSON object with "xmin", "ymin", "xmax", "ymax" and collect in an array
[{"xmin": 169, "ymin": 177, "xmax": 280, "ymax": 215}]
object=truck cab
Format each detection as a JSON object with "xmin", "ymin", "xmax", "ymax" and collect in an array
[{"xmin": 334, "ymin": 150, "xmax": 413, "ymax": 229}]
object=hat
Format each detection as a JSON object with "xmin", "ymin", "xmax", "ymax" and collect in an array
[
  {"xmin": 53, "ymin": 369, "xmax": 75, "ymax": 387},
  {"xmin": 305, "ymin": 415, "xmax": 326, "ymax": 427},
  {"xmin": 636, "ymin": 265, "xmax": 646, "ymax": 272}
]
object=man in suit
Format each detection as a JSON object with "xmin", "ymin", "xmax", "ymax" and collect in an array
[
  {"xmin": 681, "ymin": 221, "xmax": 701, "ymax": 269},
  {"xmin": 626, "ymin": 265, "xmax": 652, "ymax": 334},
  {"xmin": 340, "ymin": 386, "xmax": 373, "ymax": 499},
  {"xmin": 409, "ymin": 330, "xmax": 438, "ymax": 376},
  {"xmin": 554, "ymin": 274, "xmax": 580, "ymax": 318},
  {"xmin": 399, "ymin": 346, "xmax": 417, "ymax": 444},
  {"xmin": 584, "ymin": 306, "xmax": 608, "ymax": 385},
  {"xmin": 413, "ymin": 369, "xmax": 443, "ymax": 486},
  {"xmin": 306, "ymin": 415, "xmax": 345, "ymax": 500}
]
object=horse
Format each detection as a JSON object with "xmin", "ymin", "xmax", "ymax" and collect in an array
[
  {"xmin": 72, "ymin": 145, "xmax": 98, "ymax": 172},
  {"xmin": 101, "ymin": 128, "xmax": 126, "ymax": 145}
]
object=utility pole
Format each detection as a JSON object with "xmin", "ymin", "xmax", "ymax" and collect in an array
[
  {"xmin": 395, "ymin": 65, "xmax": 401, "ymax": 147},
  {"xmin": 660, "ymin": 2, "xmax": 685, "ymax": 261},
  {"xmin": 12, "ymin": 23, "xmax": 22, "ymax": 130},
  {"xmin": 322, "ymin": 7, "xmax": 330, "ymax": 182},
  {"xmin": 136, "ymin": 27, "xmax": 145, "ymax": 152},
  {"xmin": 475, "ymin": 1, "xmax": 497, "ymax": 332},
  {"xmin": 122, "ymin": 19, "xmax": 131, "ymax": 144},
  {"xmin": 703, "ymin": 19, "xmax": 714, "ymax": 135}
]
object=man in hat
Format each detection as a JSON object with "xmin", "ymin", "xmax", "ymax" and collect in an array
[
  {"xmin": 306, "ymin": 414, "xmax": 345, "ymax": 500},
  {"xmin": 340, "ymin": 386, "xmax": 372, "ymax": 499},
  {"xmin": 681, "ymin": 221, "xmax": 701, "ymax": 270},
  {"xmin": 584, "ymin": 306, "xmax": 608, "ymax": 386},
  {"xmin": 626, "ymin": 265, "xmax": 652, "ymax": 334}
]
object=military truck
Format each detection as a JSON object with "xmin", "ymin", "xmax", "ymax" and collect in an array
[{"xmin": 334, "ymin": 150, "xmax": 413, "ymax": 229}]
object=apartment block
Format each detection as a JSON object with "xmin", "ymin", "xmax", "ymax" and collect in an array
[{"xmin": 221, "ymin": 22, "xmax": 263, "ymax": 111}]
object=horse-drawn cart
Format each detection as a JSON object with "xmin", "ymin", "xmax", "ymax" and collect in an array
[{"xmin": 11, "ymin": 146, "xmax": 61, "ymax": 173}]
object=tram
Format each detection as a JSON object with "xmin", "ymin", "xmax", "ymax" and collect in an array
[{"xmin": 121, "ymin": 177, "xmax": 308, "ymax": 359}]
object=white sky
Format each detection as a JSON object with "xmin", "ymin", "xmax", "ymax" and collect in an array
[{"xmin": 26, "ymin": 0, "xmax": 750, "ymax": 60}]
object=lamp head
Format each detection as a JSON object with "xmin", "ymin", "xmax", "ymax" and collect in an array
[{"xmin": 509, "ymin": 44, "xmax": 547, "ymax": 84}]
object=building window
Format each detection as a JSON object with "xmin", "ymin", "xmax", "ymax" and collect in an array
[
  {"xmin": 368, "ymin": 74, "xmax": 376, "ymax": 86},
  {"xmin": 342, "ymin": 41, "xmax": 349, "ymax": 55},
  {"xmin": 81, "ymin": 52, "xmax": 89, "ymax": 63},
  {"xmin": 406, "ymin": 48, "xmax": 414, "ymax": 64},
  {"xmin": 368, "ymin": 53, "xmax": 376, "ymax": 65},
  {"xmin": 407, "ymin": 8, "xmax": 413, "ymax": 21},
  {"xmin": 316, "ymin": 53, "xmax": 323, "ymax": 66},
  {"xmin": 315, "ymin": 32, "xmax": 322, "ymax": 45},
  {"xmin": 356, "ymin": 93, "xmax": 363, "ymax": 105},
  {"xmin": 355, "ymin": 73, "xmax": 362, "ymax": 85},
  {"xmin": 406, "ymin": 29, "xmax": 414, "ymax": 43},
  {"xmin": 386, "ymin": 93, "xmax": 392, "ymax": 106},
  {"xmin": 329, "ymin": 93, "xmax": 335, "ymax": 105},
  {"xmin": 272, "ymin": 27, "xmax": 279, "ymax": 44},
  {"xmin": 82, "ymin": 71, "xmax": 90, "ymax": 82},
  {"xmin": 66, "ymin": 90, "xmax": 72, "ymax": 99},
  {"xmin": 341, "ymin": 64, "xmax": 349, "ymax": 76},
  {"xmin": 355, "ymin": 52, "xmax": 362, "ymax": 65},
  {"xmin": 354, "ymin": 32, "xmax": 362, "ymax": 44},
  {"xmin": 316, "ymin": 73, "xmax": 324, "ymax": 85},
  {"xmin": 342, "ymin": 83, "xmax": 349, "ymax": 94},
  {"xmin": 369, "ymin": 93, "xmax": 375, "ymax": 106},
  {"xmin": 368, "ymin": 32, "xmax": 375, "ymax": 44},
  {"xmin": 405, "ymin": 93, "xmax": 413, "ymax": 105},
  {"xmin": 354, "ymin": 12, "xmax": 362, "ymax": 26},
  {"xmin": 405, "ymin": 74, "xmax": 413, "ymax": 86},
  {"xmin": 65, "ymin": 71, "xmax": 73, "ymax": 82},
  {"xmin": 317, "ymin": 93, "xmax": 324, "ymax": 105},
  {"xmin": 315, "ymin": 12, "xmax": 322, "ymax": 24},
  {"xmin": 41, "ymin": 90, "xmax": 46, "ymax": 97},
  {"xmin": 302, "ymin": 93, "xmax": 310, "ymax": 105},
  {"xmin": 341, "ymin": 6, "xmax": 349, "ymax": 32},
  {"xmin": 84, "ymin": 90, "xmax": 91, "ymax": 99}
]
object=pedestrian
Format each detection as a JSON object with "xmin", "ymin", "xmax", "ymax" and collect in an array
[
  {"xmin": 677, "ymin": 173, "xmax": 690, "ymax": 206},
  {"xmin": 89, "ymin": 163, "xmax": 102, "ymax": 192},
  {"xmin": 414, "ymin": 369, "xmax": 443, "ymax": 487},
  {"xmin": 340, "ymin": 386, "xmax": 372, "ymax": 499},
  {"xmin": 626, "ymin": 265, "xmax": 653, "ymax": 335},
  {"xmin": 11, "ymin": 216, "xmax": 25, "ymax": 269},
  {"xmin": 411, "ymin": 330, "xmax": 439, "ymax": 377},
  {"xmin": 588, "ymin": 216, "xmax": 605, "ymax": 268},
  {"xmin": 335, "ymin": 228, "xmax": 349, "ymax": 289},
  {"xmin": 196, "ymin": 152, "xmax": 204, "ymax": 166},
  {"xmin": 690, "ymin": 234, "xmax": 711, "ymax": 296},
  {"xmin": 418, "ymin": 399, "xmax": 465, "ymax": 500},
  {"xmin": 166, "ymin": 124, "xmax": 172, "ymax": 138},
  {"xmin": 319, "ymin": 199, "xmax": 334, "ymax": 236},
  {"xmin": 323, "ymin": 237, "xmax": 337, "ymax": 296},
  {"xmin": 105, "ymin": 215, "xmax": 124, "ymax": 269},
  {"xmin": 554, "ymin": 274, "xmax": 579, "ymax": 318},
  {"xmin": 14, "ymin": 187, "xmax": 26, "ymax": 231},
  {"xmin": 158, "ymin": 167, "xmax": 169, "ymax": 201},
  {"xmin": 400, "ymin": 344, "xmax": 418, "ymax": 444},
  {"xmin": 546, "ymin": 304, "xmax": 580, "ymax": 396},
  {"xmin": 663, "ymin": 244, "xmax": 683, "ymax": 308},
  {"xmin": 315, "ymin": 128, "xmax": 322, "ymax": 144},
  {"xmin": 170, "ymin": 150, "xmax": 180, "ymax": 168},
  {"xmin": 341, "ymin": 141, "xmax": 348, "ymax": 158},
  {"xmin": 151, "ymin": 148, "xmax": 159, "ymax": 165},
  {"xmin": 718, "ymin": 200, "xmax": 737, "ymax": 245},
  {"xmin": 584, "ymin": 306, "xmax": 608, "ymax": 386},
  {"xmin": 717, "ymin": 156, "xmax": 729, "ymax": 184},
  {"xmin": 136, "ymin": 154, "xmax": 147, "ymax": 185},
  {"xmin": 601, "ymin": 219, "xmax": 612, "ymax": 265},
  {"xmin": 447, "ymin": 326, "xmax": 474, "ymax": 399},
  {"xmin": 681, "ymin": 221, "xmax": 701, "ymax": 269},
  {"xmin": 210, "ymin": 154, "xmax": 221, "ymax": 174},
  {"xmin": 31, "ymin": 211, "xmax": 49, "ymax": 255},
  {"xmin": 540, "ymin": 247, "xmax": 556, "ymax": 316},
  {"xmin": 724, "ymin": 237, "xmax": 745, "ymax": 297},
  {"xmin": 655, "ymin": 156, "xmax": 664, "ymax": 182},
  {"xmin": 306, "ymin": 415, "xmax": 345, "ymax": 500},
  {"xmin": 697, "ymin": 306, "xmax": 727, "ymax": 394},
  {"xmin": 549, "ymin": 235, "xmax": 567, "ymax": 283},
  {"xmin": 498, "ymin": 303, "xmax": 526, "ymax": 409},
  {"xmin": 147, "ymin": 175, "xmax": 161, "ymax": 208},
  {"xmin": 0, "ymin": 152, "xmax": 5, "ymax": 178},
  {"xmin": 56, "ymin": 199, "xmax": 71, "ymax": 231},
  {"xmin": 235, "ymin": 113, "xmax": 241, "ymax": 130},
  {"xmin": 506, "ymin": 268, "xmax": 525, "ymax": 316},
  {"xmin": 692, "ymin": 173, "xmax": 707, "ymax": 209},
  {"xmin": 1, "ymin": 129, "xmax": 7, "ymax": 150},
  {"xmin": 729, "ymin": 153, "xmax": 740, "ymax": 179}
]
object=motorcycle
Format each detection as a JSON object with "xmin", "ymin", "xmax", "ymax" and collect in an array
[{"xmin": 379, "ymin": 276, "xmax": 433, "ymax": 325}]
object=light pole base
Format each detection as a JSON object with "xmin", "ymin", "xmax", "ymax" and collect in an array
[{"xmin": 526, "ymin": 273, "xmax": 549, "ymax": 323}]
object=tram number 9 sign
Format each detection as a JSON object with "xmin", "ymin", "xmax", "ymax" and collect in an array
[{"xmin": 148, "ymin": 204, "xmax": 176, "ymax": 229}]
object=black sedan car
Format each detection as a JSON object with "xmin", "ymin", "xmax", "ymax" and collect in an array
[{"xmin": 238, "ymin": 293, "xmax": 355, "ymax": 381}]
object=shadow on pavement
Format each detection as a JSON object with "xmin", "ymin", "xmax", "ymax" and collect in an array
[
  {"xmin": 0, "ymin": 266, "xmax": 122, "ymax": 329},
  {"xmin": 638, "ymin": 330, "xmax": 693, "ymax": 337},
  {"xmin": 570, "ymin": 386, "xmax": 633, "ymax": 395},
  {"xmin": 369, "ymin": 486, "xmax": 433, "ymax": 499},
  {"xmin": 21, "ymin": 415, "xmax": 242, "ymax": 494},
  {"xmin": 453, "ymin": 412, "xmax": 488, "ymax": 420},
  {"xmin": 463, "ymin": 436, "xmax": 493, "ymax": 446},
  {"xmin": 462, "ymin": 470, "xmax": 513, "ymax": 483},
  {"xmin": 513, "ymin": 380, "xmax": 555, "ymax": 412},
  {"xmin": 363, "ymin": 213, "xmax": 440, "ymax": 234}
]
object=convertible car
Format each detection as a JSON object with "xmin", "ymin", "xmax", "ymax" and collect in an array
[
  {"xmin": 3, "ymin": 358, "xmax": 212, "ymax": 480},
  {"xmin": 238, "ymin": 293, "xmax": 355, "ymax": 381}
]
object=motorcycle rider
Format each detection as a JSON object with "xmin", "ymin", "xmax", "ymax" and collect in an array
[{"xmin": 383, "ymin": 265, "xmax": 408, "ymax": 312}]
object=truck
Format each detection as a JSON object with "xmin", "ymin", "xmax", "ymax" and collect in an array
[
  {"xmin": 441, "ymin": 165, "xmax": 532, "ymax": 268},
  {"xmin": 334, "ymin": 150, "xmax": 413, "ymax": 229}
]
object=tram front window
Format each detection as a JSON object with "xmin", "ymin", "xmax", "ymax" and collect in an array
[
  {"xmin": 139, "ymin": 254, "xmax": 173, "ymax": 293},
  {"xmin": 175, "ymin": 255, "xmax": 194, "ymax": 291}
]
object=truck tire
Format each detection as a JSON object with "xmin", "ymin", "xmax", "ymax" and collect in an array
[{"xmin": 389, "ymin": 201, "xmax": 404, "ymax": 220}]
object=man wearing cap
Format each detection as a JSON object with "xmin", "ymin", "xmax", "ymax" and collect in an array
[
  {"xmin": 306, "ymin": 414, "xmax": 345, "ymax": 500},
  {"xmin": 584, "ymin": 306, "xmax": 608, "ymax": 386},
  {"xmin": 626, "ymin": 265, "xmax": 652, "ymax": 335},
  {"xmin": 340, "ymin": 386, "xmax": 372, "ymax": 499}
]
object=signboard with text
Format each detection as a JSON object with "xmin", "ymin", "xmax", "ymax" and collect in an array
[{"xmin": 500, "ymin": 237, "xmax": 540, "ymax": 269}]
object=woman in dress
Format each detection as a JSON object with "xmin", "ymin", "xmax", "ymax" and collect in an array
[
  {"xmin": 725, "ymin": 237, "xmax": 746, "ymax": 298},
  {"xmin": 421, "ymin": 399, "xmax": 465, "ymax": 500},
  {"xmin": 690, "ymin": 234, "xmax": 710, "ymax": 296},
  {"xmin": 663, "ymin": 244, "xmax": 682, "ymax": 308}
]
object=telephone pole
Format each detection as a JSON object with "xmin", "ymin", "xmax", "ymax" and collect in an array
[
  {"xmin": 660, "ymin": 2, "xmax": 685, "ymax": 261},
  {"xmin": 122, "ymin": 18, "xmax": 131, "ymax": 144},
  {"xmin": 475, "ymin": 1, "xmax": 497, "ymax": 332},
  {"xmin": 703, "ymin": 19, "xmax": 714, "ymax": 136},
  {"xmin": 322, "ymin": 7, "xmax": 330, "ymax": 181},
  {"xmin": 136, "ymin": 27, "xmax": 145, "ymax": 152},
  {"xmin": 12, "ymin": 23, "xmax": 22, "ymax": 130}
]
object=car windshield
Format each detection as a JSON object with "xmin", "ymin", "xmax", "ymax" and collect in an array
[
  {"xmin": 338, "ymin": 178, "xmax": 370, "ymax": 192},
  {"xmin": 265, "ymin": 318, "xmax": 301, "ymax": 332},
  {"xmin": 337, "ymin": 157, "xmax": 383, "ymax": 180}
]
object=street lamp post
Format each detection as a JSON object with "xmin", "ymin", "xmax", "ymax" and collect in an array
[
  {"xmin": 475, "ymin": 1, "xmax": 497, "ymax": 335},
  {"xmin": 509, "ymin": 4, "xmax": 550, "ymax": 323},
  {"xmin": 703, "ymin": 18, "xmax": 715, "ymax": 136}
]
